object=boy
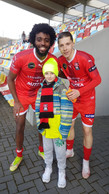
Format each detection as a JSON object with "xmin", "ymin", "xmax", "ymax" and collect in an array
[{"xmin": 35, "ymin": 58, "xmax": 73, "ymax": 188}]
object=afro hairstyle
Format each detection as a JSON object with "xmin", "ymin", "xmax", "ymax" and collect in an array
[{"xmin": 29, "ymin": 23, "xmax": 56, "ymax": 47}]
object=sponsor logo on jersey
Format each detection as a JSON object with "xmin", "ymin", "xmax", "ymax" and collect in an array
[
  {"xmin": 27, "ymin": 75, "xmax": 43, "ymax": 80},
  {"xmin": 28, "ymin": 62, "xmax": 35, "ymax": 69},
  {"xmin": 27, "ymin": 82, "xmax": 40, "ymax": 86},
  {"xmin": 85, "ymin": 114, "xmax": 94, "ymax": 118},
  {"xmin": 88, "ymin": 65, "xmax": 96, "ymax": 72},
  {"xmin": 63, "ymin": 63, "xmax": 67, "ymax": 69},
  {"xmin": 74, "ymin": 62, "xmax": 80, "ymax": 70}
]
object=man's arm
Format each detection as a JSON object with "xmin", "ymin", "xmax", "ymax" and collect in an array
[
  {"xmin": 7, "ymin": 71, "xmax": 18, "ymax": 102},
  {"xmin": 66, "ymin": 74, "xmax": 101, "ymax": 101},
  {"xmin": 78, "ymin": 74, "xmax": 101, "ymax": 96},
  {"xmin": 78, "ymin": 55, "xmax": 102, "ymax": 96},
  {"xmin": 7, "ymin": 71, "xmax": 24, "ymax": 118},
  {"xmin": 67, "ymin": 53, "xmax": 101, "ymax": 101}
]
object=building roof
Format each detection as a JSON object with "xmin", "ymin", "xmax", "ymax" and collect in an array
[{"xmin": 1, "ymin": 0, "xmax": 109, "ymax": 22}]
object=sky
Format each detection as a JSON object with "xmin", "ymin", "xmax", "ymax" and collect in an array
[{"xmin": 0, "ymin": 1, "xmax": 59, "ymax": 40}]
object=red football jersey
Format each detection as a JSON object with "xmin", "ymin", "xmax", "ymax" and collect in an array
[
  {"xmin": 10, "ymin": 48, "xmax": 57, "ymax": 97},
  {"xmin": 58, "ymin": 50, "xmax": 101, "ymax": 102}
]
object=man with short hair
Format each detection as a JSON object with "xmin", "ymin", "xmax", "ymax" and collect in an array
[
  {"xmin": 58, "ymin": 31, "xmax": 101, "ymax": 179},
  {"xmin": 7, "ymin": 23, "xmax": 57, "ymax": 171}
]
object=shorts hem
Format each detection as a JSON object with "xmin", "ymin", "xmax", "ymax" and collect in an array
[
  {"xmin": 82, "ymin": 121, "xmax": 93, "ymax": 127},
  {"xmin": 72, "ymin": 117, "xmax": 77, "ymax": 121},
  {"xmin": 32, "ymin": 108, "xmax": 35, "ymax": 112},
  {"xmin": 16, "ymin": 109, "xmax": 28, "ymax": 116}
]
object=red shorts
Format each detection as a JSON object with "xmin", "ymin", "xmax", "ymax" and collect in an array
[
  {"xmin": 72, "ymin": 99, "xmax": 95, "ymax": 127},
  {"xmin": 16, "ymin": 95, "xmax": 37, "ymax": 115}
]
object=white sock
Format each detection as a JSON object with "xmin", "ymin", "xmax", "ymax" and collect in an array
[{"xmin": 83, "ymin": 159, "xmax": 89, "ymax": 171}]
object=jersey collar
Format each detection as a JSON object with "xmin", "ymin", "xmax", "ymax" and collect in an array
[
  {"xmin": 33, "ymin": 48, "xmax": 48, "ymax": 62},
  {"xmin": 67, "ymin": 49, "xmax": 77, "ymax": 63}
]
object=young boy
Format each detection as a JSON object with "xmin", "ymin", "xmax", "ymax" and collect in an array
[{"xmin": 35, "ymin": 58, "xmax": 73, "ymax": 188}]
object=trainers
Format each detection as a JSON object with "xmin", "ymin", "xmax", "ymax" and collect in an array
[
  {"xmin": 82, "ymin": 159, "xmax": 90, "ymax": 179},
  {"xmin": 42, "ymin": 167, "xmax": 52, "ymax": 183},
  {"xmin": 10, "ymin": 156, "xmax": 23, "ymax": 172},
  {"xmin": 38, "ymin": 150, "xmax": 45, "ymax": 160},
  {"xmin": 58, "ymin": 171, "xmax": 66, "ymax": 188},
  {"xmin": 66, "ymin": 149, "xmax": 74, "ymax": 158}
]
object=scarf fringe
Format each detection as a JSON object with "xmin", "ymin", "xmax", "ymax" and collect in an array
[{"xmin": 39, "ymin": 122, "xmax": 50, "ymax": 130}]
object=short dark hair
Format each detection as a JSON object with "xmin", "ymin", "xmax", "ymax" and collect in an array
[
  {"xmin": 58, "ymin": 31, "xmax": 73, "ymax": 43},
  {"xmin": 29, "ymin": 23, "xmax": 56, "ymax": 47}
]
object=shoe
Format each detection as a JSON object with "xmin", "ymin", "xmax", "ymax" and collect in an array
[
  {"xmin": 58, "ymin": 171, "xmax": 66, "ymax": 188},
  {"xmin": 10, "ymin": 156, "xmax": 23, "ymax": 172},
  {"xmin": 66, "ymin": 149, "xmax": 74, "ymax": 158},
  {"xmin": 42, "ymin": 167, "xmax": 52, "ymax": 183},
  {"xmin": 82, "ymin": 159, "xmax": 90, "ymax": 179},
  {"xmin": 38, "ymin": 150, "xmax": 45, "ymax": 160}
]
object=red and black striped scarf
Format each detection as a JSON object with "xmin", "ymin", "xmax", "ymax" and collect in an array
[{"xmin": 39, "ymin": 78, "xmax": 57, "ymax": 130}]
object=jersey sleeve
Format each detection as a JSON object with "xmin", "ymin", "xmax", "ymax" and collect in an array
[
  {"xmin": 78, "ymin": 54, "xmax": 101, "ymax": 95},
  {"xmin": 10, "ymin": 53, "xmax": 22, "ymax": 75}
]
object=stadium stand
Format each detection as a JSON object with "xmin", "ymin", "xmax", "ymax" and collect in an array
[
  {"xmin": 53, "ymin": 9, "xmax": 109, "ymax": 53},
  {"xmin": 0, "ymin": 42, "xmax": 31, "ymax": 107}
]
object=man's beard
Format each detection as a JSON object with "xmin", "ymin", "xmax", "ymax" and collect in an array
[{"xmin": 35, "ymin": 46, "xmax": 50, "ymax": 57}]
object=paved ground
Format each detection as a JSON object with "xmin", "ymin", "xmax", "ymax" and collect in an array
[{"xmin": 0, "ymin": 92, "xmax": 109, "ymax": 194}]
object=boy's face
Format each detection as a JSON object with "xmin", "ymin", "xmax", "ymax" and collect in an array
[
  {"xmin": 58, "ymin": 36, "xmax": 74, "ymax": 61},
  {"xmin": 44, "ymin": 72, "xmax": 56, "ymax": 83},
  {"xmin": 35, "ymin": 32, "xmax": 50, "ymax": 57}
]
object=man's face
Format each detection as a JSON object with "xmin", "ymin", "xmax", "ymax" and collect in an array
[
  {"xmin": 58, "ymin": 36, "xmax": 74, "ymax": 61},
  {"xmin": 35, "ymin": 32, "xmax": 51, "ymax": 57}
]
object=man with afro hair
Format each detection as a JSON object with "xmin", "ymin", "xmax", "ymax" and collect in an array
[{"xmin": 8, "ymin": 23, "xmax": 57, "ymax": 171}]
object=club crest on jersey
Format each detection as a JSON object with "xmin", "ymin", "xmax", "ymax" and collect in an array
[
  {"xmin": 28, "ymin": 62, "xmax": 35, "ymax": 69},
  {"xmin": 43, "ymin": 104, "xmax": 48, "ymax": 111},
  {"xmin": 63, "ymin": 63, "xmax": 67, "ymax": 69},
  {"xmin": 74, "ymin": 62, "xmax": 80, "ymax": 70}
]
